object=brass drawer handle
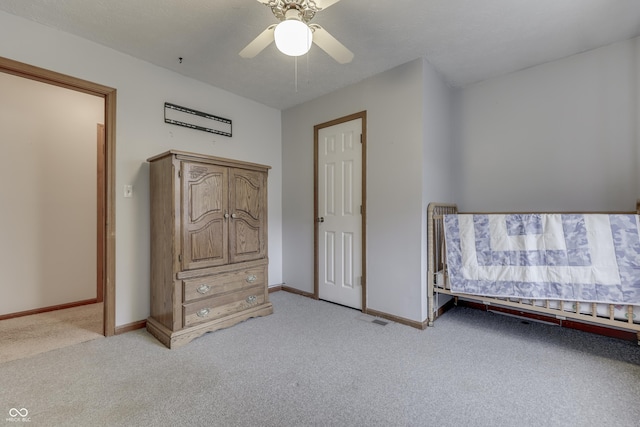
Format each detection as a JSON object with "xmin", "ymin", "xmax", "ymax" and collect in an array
[
  {"xmin": 196, "ymin": 308, "xmax": 210, "ymax": 318},
  {"xmin": 246, "ymin": 274, "xmax": 257, "ymax": 283},
  {"xmin": 246, "ymin": 295, "xmax": 257, "ymax": 304},
  {"xmin": 196, "ymin": 284, "xmax": 211, "ymax": 294}
]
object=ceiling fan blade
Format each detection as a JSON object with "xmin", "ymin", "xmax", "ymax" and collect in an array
[
  {"xmin": 310, "ymin": 24, "xmax": 353, "ymax": 64},
  {"xmin": 315, "ymin": 0, "xmax": 342, "ymax": 9},
  {"xmin": 239, "ymin": 24, "xmax": 276, "ymax": 59}
]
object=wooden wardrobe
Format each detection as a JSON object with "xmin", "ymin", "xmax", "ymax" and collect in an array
[{"xmin": 146, "ymin": 150, "xmax": 272, "ymax": 348}]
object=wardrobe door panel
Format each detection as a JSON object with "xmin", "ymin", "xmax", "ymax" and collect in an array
[
  {"xmin": 229, "ymin": 168, "xmax": 267, "ymax": 263},
  {"xmin": 182, "ymin": 162, "xmax": 229, "ymax": 270}
]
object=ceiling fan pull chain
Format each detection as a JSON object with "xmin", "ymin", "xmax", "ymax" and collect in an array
[
  {"xmin": 295, "ymin": 56, "xmax": 298, "ymax": 92},
  {"xmin": 306, "ymin": 45, "xmax": 310, "ymax": 85}
]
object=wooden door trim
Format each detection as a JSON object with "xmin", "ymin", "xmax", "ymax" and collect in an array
[
  {"xmin": 0, "ymin": 56, "xmax": 117, "ymax": 337},
  {"xmin": 313, "ymin": 111, "xmax": 367, "ymax": 312},
  {"xmin": 97, "ymin": 124, "xmax": 105, "ymax": 303}
]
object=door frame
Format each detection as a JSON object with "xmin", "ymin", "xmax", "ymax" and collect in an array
[
  {"xmin": 97, "ymin": 123, "xmax": 106, "ymax": 303},
  {"xmin": 0, "ymin": 56, "xmax": 117, "ymax": 337},
  {"xmin": 313, "ymin": 111, "xmax": 367, "ymax": 311}
]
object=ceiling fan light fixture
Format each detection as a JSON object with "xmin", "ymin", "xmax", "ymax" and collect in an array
[{"xmin": 274, "ymin": 19, "xmax": 313, "ymax": 57}]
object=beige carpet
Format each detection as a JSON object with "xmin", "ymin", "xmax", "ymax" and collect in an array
[
  {"xmin": 2, "ymin": 292, "xmax": 639, "ymax": 426},
  {"xmin": 0, "ymin": 303, "xmax": 103, "ymax": 363}
]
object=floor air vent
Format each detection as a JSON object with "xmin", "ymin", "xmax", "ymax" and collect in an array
[{"xmin": 371, "ymin": 319, "xmax": 388, "ymax": 326}]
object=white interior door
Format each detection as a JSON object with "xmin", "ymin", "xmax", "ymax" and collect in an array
[{"xmin": 317, "ymin": 118, "xmax": 363, "ymax": 309}]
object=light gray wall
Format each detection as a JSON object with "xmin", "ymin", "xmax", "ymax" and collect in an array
[
  {"xmin": 0, "ymin": 11, "xmax": 283, "ymax": 327},
  {"xmin": 282, "ymin": 59, "xmax": 453, "ymax": 323},
  {"xmin": 421, "ymin": 62, "xmax": 455, "ymax": 318},
  {"xmin": 0, "ymin": 73, "xmax": 103, "ymax": 315},
  {"xmin": 454, "ymin": 37, "xmax": 640, "ymax": 212}
]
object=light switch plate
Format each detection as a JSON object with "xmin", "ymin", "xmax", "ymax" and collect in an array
[{"xmin": 124, "ymin": 185, "xmax": 133, "ymax": 198}]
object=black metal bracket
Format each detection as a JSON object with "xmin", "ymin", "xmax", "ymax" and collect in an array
[{"xmin": 164, "ymin": 102, "xmax": 232, "ymax": 137}]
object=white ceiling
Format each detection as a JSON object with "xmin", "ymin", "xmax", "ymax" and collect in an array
[{"xmin": 1, "ymin": 0, "xmax": 639, "ymax": 110}]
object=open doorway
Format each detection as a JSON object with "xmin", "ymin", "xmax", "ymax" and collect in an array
[{"xmin": 0, "ymin": 56, "xmax": 116, "ymax": 337}]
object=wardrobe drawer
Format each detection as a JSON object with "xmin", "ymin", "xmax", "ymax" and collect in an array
[
  {"xmin": 183, "ymin": 284, "xmax": 266, "ymax": 327},
  {"xmin": 182, "ymin": 266, "xmax": 266, "ymax": 302}
]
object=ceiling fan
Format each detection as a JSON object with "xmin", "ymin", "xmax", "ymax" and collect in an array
[{"xmin": 239, "ymin": 0, "xmax": 354, "ymax": 64}]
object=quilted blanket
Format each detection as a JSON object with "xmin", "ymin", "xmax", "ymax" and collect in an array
[{"xmin": 443, "ymin": 214, "xmax": 640, "ymax": 305}]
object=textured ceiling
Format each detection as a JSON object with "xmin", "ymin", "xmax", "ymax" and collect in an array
[{"xmin": 1, "ymin": 0, "xmax": 639, "ymax": 110}]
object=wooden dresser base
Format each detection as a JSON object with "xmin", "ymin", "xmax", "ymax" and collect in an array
[{"xmin": 146, "ymin": 302, "xmax": 273, "ymax": 349}]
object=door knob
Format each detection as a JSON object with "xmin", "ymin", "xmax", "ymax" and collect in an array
[{"xmin": 317, "ymin": 217, "xmax": 325, "ymax": 223}]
